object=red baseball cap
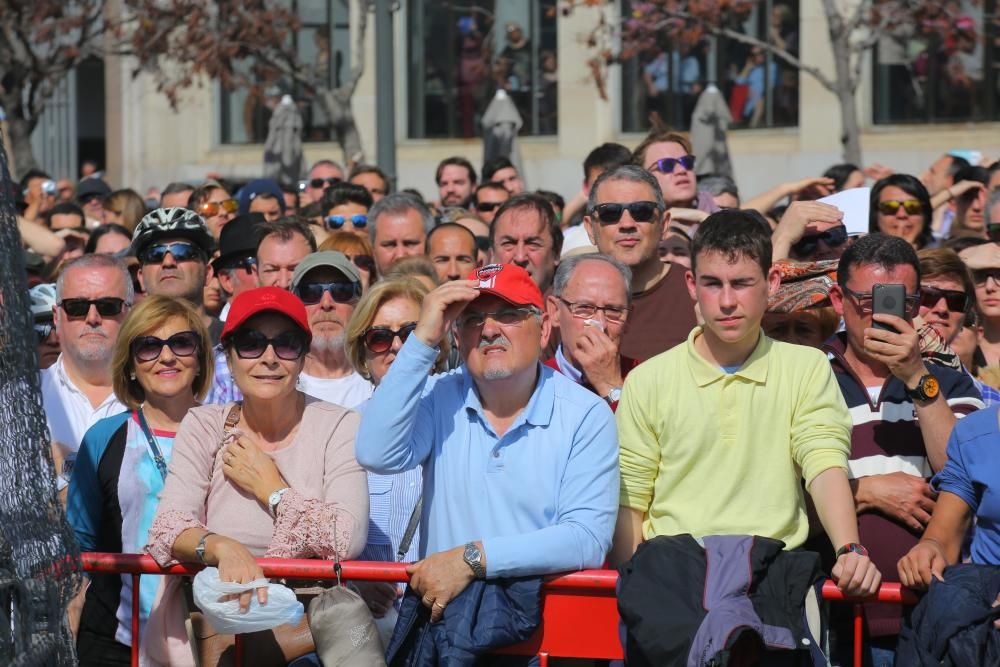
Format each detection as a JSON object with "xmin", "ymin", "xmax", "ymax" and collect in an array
[
  {"xmin": 221, "ymin": 287, "xmax": 312, "ymax": 343},
  {"xmin": 467, "ymin": 263, "xmax": 544, "ymax": 310}
]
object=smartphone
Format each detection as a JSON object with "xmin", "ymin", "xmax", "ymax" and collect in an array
[{"xmin": 872, "ymin": 283, "xmax": 905, "ymax": 332}]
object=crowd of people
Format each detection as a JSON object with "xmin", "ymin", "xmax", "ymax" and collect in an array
[{"xmin": 14, "ymin": 132, "xmax": 1000, "ymax": 666}]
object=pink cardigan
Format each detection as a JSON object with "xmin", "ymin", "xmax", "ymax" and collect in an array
[{"xmin": 142, "ymin": 398, "xmax": 368, "ymax": 665}]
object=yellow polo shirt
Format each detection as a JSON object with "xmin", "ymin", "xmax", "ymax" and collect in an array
[{"xmin": 617, "ymin": 326, "xmax": 851, "ymax": 549}]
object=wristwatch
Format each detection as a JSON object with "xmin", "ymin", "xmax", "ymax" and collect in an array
[
  {"xmin": 463, "ymin": 542, "xmax": 486, "ymax": 579},
  {"xmin": 905, "ymin": 374, "xmax": 940, "ymax": 402},
  {"xmin": 268, "ymin": 487, "xmax": 291, "ymax": 516},
  {"xmin": 195, "ymin": 532, "xmax": 215, "ymax": 564},
  {"xmin": 604, "ymin": 387, "xmax": 623, "ymax": 405},
  {"xmin": 835, "ymin": 543, "xmax": 869, "ymax": 559}
]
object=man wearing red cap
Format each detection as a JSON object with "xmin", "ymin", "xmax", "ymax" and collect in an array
[{"xmin": 356, "ymin": 263, "xmax": 619, "ymax": 623}]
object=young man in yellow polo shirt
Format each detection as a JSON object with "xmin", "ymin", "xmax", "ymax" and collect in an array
[{"xmin": 610, "ymin": 209, "xmax": 882, "ymax": 598}]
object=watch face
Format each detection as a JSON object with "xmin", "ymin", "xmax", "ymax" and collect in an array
[{"xmin": 923, "ymin": 375, "xmax": 940, "ymax": 398}]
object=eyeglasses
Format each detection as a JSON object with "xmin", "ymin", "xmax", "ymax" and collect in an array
[
  {"xmin": 138, "ymin": 242, "xmax": 206, "ymax": 265},
  {"xmin": 877, "ymin": 199, "xmax": 922, "ymax": 216},
  {"xmin": 919, "ymin": 285, "xmax": 969, "ymax": 313},
  {"xmin": 345, "ymin": 254, "xmax": 376, "ymax": 274},
  {"xmin": 197, "ymin": 199, "xmax": 238, "ymax": 217},
  {"xmin": 591, "ymin": 201, "xmax": 661, "ymax": 224},
  {"xmin": 220, "ymin": 256, "xmax": 257, "ymax": 274},
  {"xmin": 34, "ymin": 322, "xmax": 54, "ymax": 344},
  {"xmin": 457, "ymin": 307, "xmax": 536, "ymax": 330},
  {"xmin": 229, "ymin": 329, "xmax": 308, "ymax": 360},
  {"xmin": 59, "ymin": 297, "xmax": 129, "ymax": 319},
  {"xmin": 476, "ymin": 201, "xmax": 502, "ymax": 212},
  {"xmin": 308, "ymin": 177, "xmax": 342, "ymax": 190},
  {"xmin": 841, "ymin": 286, "xmax": 920, "ymax": 315},
  {"xmin": 294, "ymin": 281, "xmax": 362, "ymax": 305},
  {"xmin": 557, "ymin": 298, "xmax": 631, "ymax": 324},
  {"xmin": 973, "ymin": 269, "xmax": 1000, "ymax": 287},
  {"xmin": 326, "ymin": 214, "xmax": 368, "ymax": 229},
  {"xmin": 791, "ymin": 225, "xmax": 849, "ymax": 257},
  {"xmin": 648, "ymin": 155, "xmax": 696, "ymax": 174},
  {"xmin": 131, "ymin": 330, "xmax": 200, "ymax": 362},
  {"xmin": 362, "ymin": 323, "xmax": 418, "ymax": 353}
]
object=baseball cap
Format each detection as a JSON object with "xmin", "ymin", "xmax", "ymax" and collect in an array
[
  {"xmin": 467, "ymin": 263, "xmax": 543, "ymax": 310},
  {"xmin": 213, "ymin": 213, "xmax": 266, "ymax": 270},
  {"xmin": 290, "ymin": 251, "xmax": 362, "ymax": 291},
  {"xmin": 77, "ymin": 178, "xmax": 111, "ymax": 201},
  {"xmin": 221, "ymin": 286, "xmax": 311, "ymax": 344}
]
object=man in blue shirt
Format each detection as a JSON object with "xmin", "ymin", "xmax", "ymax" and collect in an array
[{"xmin": 356, "ymin": 263, "xmax": 619, "ymax": 621}]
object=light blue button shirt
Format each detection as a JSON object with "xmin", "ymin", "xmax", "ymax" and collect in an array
[{"xmin": 356, "ymin": 335, "xmax": 619, "ymax": 577}]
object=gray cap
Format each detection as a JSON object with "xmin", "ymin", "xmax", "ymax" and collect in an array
[{"xmin": 290, "ymin": 251, "xmax": 361, "ymax": 291}]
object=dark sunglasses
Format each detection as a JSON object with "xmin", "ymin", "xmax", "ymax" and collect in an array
[
  {"xmin": 476, "ymin": 201, "xmax": 502, "ymax": 212},
  {"xmin": 219, "ymin": 256, "xmax": 257, "ymax": 274},
  {"xmin": 841, "ymin": 286, "xmax": 920, "ymax": 315},
  {"xmin": 326, "ymin": 214, "xmax": 368, "ymax": 229},
  {"xmin": 919, "ymin": 285, "xmax": 969, "ymax": 313},
  {"xmin": 131, "ymin": 331, "xmax": 200, "ymax": 362},
  {"xmin": 229, "ymin": 329, "xmax": 308, "ymax": 360},
  {"xmin": 345, "ymin": 254, "xmax": 376, "ymax": 274},
  {"xmin": 139, "ymin": 242, "xmax": 206, "ymax": 265},
  {"xmin": 362, "ymin": 323, "xmax": 418, "ymax": 353},
  {"xmin": 791, "ymin": 225, "xmax": 849, "ymax": 256},
  {"xmin": 197, "ymin": 199, "xmax": 238, "ymax": 217},
  {"xmin": 34, "ymin": 322, "xmax": 54, "ymax": 344},
  {"xmin": 309, "ymin": 177, "xmax": 342, "ymax": 189},
  {"xmin": 973, "ymin": 268, "xmax": 1000, "ymax": 286},
  {"xmin": 591, "ymin": 201, "xmax": 661, "ymax": 224},
  {"xmin": 648, "ymin": 155, "xmax": 696, "ymax": 174},
  {"xmin": 59, "ymin": 297, "xmax": 128, "ymax": 319},
  {"xmin": 877, "ymin": 199, "xmax": 922, "ymax": 216},
  {"xmin": 294, "ymin": 281, "xmax": 362, "ymax": 305}
]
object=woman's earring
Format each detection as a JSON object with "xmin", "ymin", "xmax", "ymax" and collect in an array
[{"xmin": 129, "ymin": 371, "xmax": 136, "ymax": 381}]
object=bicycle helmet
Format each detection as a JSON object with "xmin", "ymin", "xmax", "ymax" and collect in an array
[
  {"xmin": 30, "ymin": 283, "xmax": 58, "ymax": 323},
  {"xmin": 130, "ymin": 207, "xmax": 215, "ymax": 258}
]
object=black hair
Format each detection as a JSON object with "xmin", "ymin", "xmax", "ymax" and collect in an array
[
  {"xmin": 482, "ymin": 157, "xmax": 516, "ymax": 182},
  {"xmin": 474, "ymin": 181, "xmax": 509, "ymax": 202},
  {"xmin": 944, "ymin": 236, "xmax": 990, "ymax": 254},
  {"xmin": 822, "ymin": 163, "xmax": 861, "ymax": 192},
  {"xmin": 435, "ymin": 157, "xmax": 478, "ymax": 186},
  {"xmin": 84, "ymin": 223, "xmax": 133, "ymax": 254},
  {"xmin": 44, "ymin": 201, "xmax": 85, "ymax": 227},
  {"xmin": 488, "ymin": 193, "xmax": 563, "ymax": 256},
  {"xmin": 582, "ymin": 143, "xmax": 632, "ymax": 182},
  {"xmin": 868, "ymin": 174, "xmax": 933, "ymax": 249},
  {"xmin": 690, "ymin": 209, "xmax": 772, "ymax": 276},
  {"xmin": 427, "ymin": 222, "xmax": 478, "ymax": 254},
  {"xmin": 19, "ymin": 168, "xmax": 51, "ymax": 192},
  {"xmin": 349, "ymin": 164, "xmax": 392, "ymax": 195},
  {"xmin": 837, "ymin": 233, "xmax": 920, "ymax": 288},
  {"xmin": 535, "ymin": 189, "xmax": 565, "ymax": 212},
  {"xmin": 322, "ymin": 182, "xmax": 374, "ymax": 212},
  {"xmin": 946, "ymin": 155, "xmax": 971, "ymax": 179},
  {"xmin": 953, "ymin": 165, "xmax": 990, "ymax": 188}
]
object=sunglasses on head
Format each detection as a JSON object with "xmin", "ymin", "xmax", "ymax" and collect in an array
[
  {"xmin": 139, "ymin": 242, "xmax": 206, "ymax": 265},
  {"xmin": 791, "ymin": 225, "xmax": 849, "ymax": 256},
  {"xmin": 648, "ymin": 155, "xmax": 696, "ymax": 174},
  {"xmin": 197, "ymin": 199, "xmax": 238, "ymax": 217},
  {"xmin": 131, "ymin": 330, "xmax": 200, "ymax": 362},
  {"xmin": 229, "ymin": 329, "xmax": 308, "ymax": 360},
  {"xmin": 345, "ymin": 254, "xmax": 376, "ymax": 274},
  {"xmin": 362, "ymin": 323, "xmax": 418, "ymax": 353},
  {"xmin": 326, "ymin": 214, "xmax": 367, "ymax": 229},
  {"xmin": 476, "ymin": 201, "xmax": 502, "ymax": 212},
  {"xmin": 591, "ymin": 201, "xmax": 661, "ymax": 224},
  {"xmin": 920, "ymin": 286, "xmax": 969, "ymax": 313},
  {"xmin": 309, "ymin": 177, "xmax": 342, "ymax": 189},
  {"xmin": 877, "ymin": 199, "xmax": 922, "ymax": 216},
  {"xmin": 34, "ymin": 322, "xmax": 54, "ymax": 344},
  {"xmin": 59, "ymin": 297, "xmax": 128, "ymax": 319},
  {"xmin": 294, "ymin": 281, "xmax": 362, "ymax": 305}
]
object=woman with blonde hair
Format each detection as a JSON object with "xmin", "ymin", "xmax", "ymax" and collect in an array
[
  {"xmin": 67, "ymin": 295, "xmax": 213, "ymax": 665},
  {"xmin": 319, "ymin": 230, "xmax": 377, "ymax": 289},
  {"xmin": 102, "ymin": 189, "xmax": 148, "ymax": 232}
]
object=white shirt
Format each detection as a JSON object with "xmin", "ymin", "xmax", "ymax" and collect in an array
[
  {"xmin": 297, "ymin": 371, "xmax": 374, "ymax": 409},
  {"xmin": 41, "ymin": 355, "xmax": 126, "ymax": 455}
]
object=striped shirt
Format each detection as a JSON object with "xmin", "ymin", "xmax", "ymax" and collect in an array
[{"xmin": 205, "ymin": 345, "xmax": 242, "ymax": 405}]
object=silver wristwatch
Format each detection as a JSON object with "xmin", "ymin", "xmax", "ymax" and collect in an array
[
  {"xmin": 604, "ymin": 387, "xmax": 623, "ymax": 405},
  {"xmin": 268, "ymin": 487, "xmax": 291, "ymax": 516},
  {"xmin": 463, "ymin": 542, "xmax": 486, "ymax": 579},
  {"xmin": 195, "ymin": 532, "xmax": 214, "ymax": 564}
]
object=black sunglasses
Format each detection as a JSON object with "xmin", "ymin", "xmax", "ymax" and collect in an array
[
  {"xmin": 648, "ymin": 155, "xmax": 696, "ymax": 174},
  {"xmin": 476, "ymin": 201, "xmax": 502, "ymax": 212},
  {"xmin": 229, "ymin": 329, "xmax": 308, "ymax": 361},
  {"xmin": 295, "ymin": 281, "xmax": 362, "ymax": 305},
  {"xmin": 139, "ymin": 242, "xmax": 206, "ymax": 265},
  {"xmin": 309, "ymin": 177, "xmax": 342, "ymax": 189},
  {"xmin": 362, "ymin": 323, "xmax": 418, "ymax": 353},
  {"xmin": 220, "ymin": 256, "xmax": 257, "ymax": 274},
  {"xmin": 973, "ymin": 268, "xmax": 1000, "ymax": 286},
  {"xmin": 34, "ymin": 322, "xmax": 54, "ymax": 344},
  {"xmin": 345, "ymin": 254, "xmax": 376, "ymax": 274},
  {"xmin": 591, "ymin": 201, "xmax": 661, "ymax": 224},
  {"xmin": 131, "ymin": 331, "xmax": 200, "ymax": 362},
  {"xmin": 59, "ymin": 297, "xmax": 128, "ymax": 319},
  {"xmin": 920, "ymin": 286, "xmax": 969, "ymax": 313},
  {"xmin": 791, "ymin": 225, "xmax": 849, "ymax": 257}
]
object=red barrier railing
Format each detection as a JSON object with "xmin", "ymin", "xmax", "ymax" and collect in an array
[{"xmin": 80, "ymin": 552, "xmax": 919, "ymax": 667}]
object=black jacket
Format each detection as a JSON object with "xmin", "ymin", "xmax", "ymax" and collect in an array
[
  {"xmin": 897, "ymin": 563, "xmax": 1000, "ymax": 666},
  {"xmin": 618, "ymin": 534, "xmax": 826, "ymax": 667}
]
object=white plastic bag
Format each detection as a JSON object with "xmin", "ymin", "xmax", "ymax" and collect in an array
[{"xmin": 192, "ymin": 567, "xmax": 304, "ymax": 634}]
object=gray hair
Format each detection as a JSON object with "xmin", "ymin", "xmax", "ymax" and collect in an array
[
  {"xmin": 698, "ymin": 175, "xmax": 739, "ymax": 199},
  {"xmin": 56, "ymin": 253, "xmax": 134, "ymax": 304},
  {"xmin": 586, "ymin": 165, "xmax": 666, "ymax": 217},
  {"xmin": 987, "ymin": 187, "xmax": 1000, "ymax": 225},
  {"xmin": 309, "ymin": 159, "xmax": 344, "ymax": 175},
  {"xmin": 368, "ymin": 192, "xmax": 435, "ymax": 244},
  {"xmin": 551, "ymin": 253, "xmax": 632, "ymax": 304}
]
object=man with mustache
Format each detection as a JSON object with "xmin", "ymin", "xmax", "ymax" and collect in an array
[
  {"xmin": 357, "ymin": 263, "xmax": 618, "ymax": 625},
  {"xmin": 290, "ymin": 251, "xmax": 373, "ymax": 408}
]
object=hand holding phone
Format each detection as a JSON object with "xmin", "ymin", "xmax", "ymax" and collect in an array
[{"xmin": 872, "ymin": 283, "xmax": 906, "ymax": 333}]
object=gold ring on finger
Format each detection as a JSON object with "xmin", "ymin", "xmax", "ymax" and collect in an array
[{"xmin": 432, "ymin": 601, "xmax": 446, "ymax": 609}]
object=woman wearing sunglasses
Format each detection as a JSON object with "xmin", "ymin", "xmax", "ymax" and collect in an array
[
  {"xmin": 320, "ymin": 230, "xmax": 378, "ymax": 289},
  {"xmin": 67, "ymin": 295, "xmax": 213, "ymax": 666},
  {"xmin": 869, "ymin": 174, "xmax": 934, "ymax": 249},
  {"xmin": 143, "ymin": 287, "xmax": 368, "ymax": 666}
]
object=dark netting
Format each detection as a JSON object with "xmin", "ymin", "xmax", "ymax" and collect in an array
[{"xmin": 0, "ymin": 129, "xmax": 81, "ymax": 665}]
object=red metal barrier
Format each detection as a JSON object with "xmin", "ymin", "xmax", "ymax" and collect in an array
[{"xmin": 80, "ymin": 552, "xmax": 919, "ymax": 667}]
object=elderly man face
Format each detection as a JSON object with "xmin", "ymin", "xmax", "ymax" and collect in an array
[
  {"xmin": 299, "ymin": 266, "xmax": 360, "ymax": 356},
  {"xmin": 55, "ymin": 264, "xmax": 130, "ymax": 369},
  {"xmin": 306, "ymin": 162, "xmax": 344, "ymax": 204},
  {"xmin": 457, "ymin": 294, "xmax": 548, "ymax": 383},
  {"xmin": 372, "ymin": 208, "xmax": 427, "ymax": 274},
  {"xmin": 547, "ymin": 259, "xmax": 630, "ymax": 370}
]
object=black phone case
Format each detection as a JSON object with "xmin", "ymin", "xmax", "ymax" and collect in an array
[{"xmin": 872, "ymin": 283, "xmax": 906, "ymax": 332}]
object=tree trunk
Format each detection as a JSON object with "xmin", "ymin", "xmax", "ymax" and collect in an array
[
  {"xmin": 821, "ymin": 0, "xmax": 863, "ymax": 165},
  {"xmin": 4, "ymin": 114, "xmax": 39, "ymax": 180},
  {"xmin": 321, "ymin": 88, "xmax": 364, "ymax": 169}
]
